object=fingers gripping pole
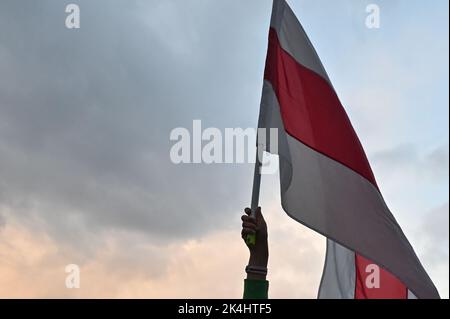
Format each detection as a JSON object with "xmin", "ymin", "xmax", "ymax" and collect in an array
[{"xmin": 246, "ymin": 148, "xmax": 262, "ymax": 246}]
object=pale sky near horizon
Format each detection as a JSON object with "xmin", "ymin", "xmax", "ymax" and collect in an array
[{"xmin": 0, "ymin": 0, "xmax": 448, "ymax": 298}]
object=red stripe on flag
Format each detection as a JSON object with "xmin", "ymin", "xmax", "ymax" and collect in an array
[
  {"xmin": 264, "ymin": 28, "xmax": 407, "ymax": 299},
  {"xmin": 264, "ymin": 28, "xmax": 377, "ymax": 187},
  {"xmin": 355, "ymin": 255, "xmax": 408, "ymax": 299}
]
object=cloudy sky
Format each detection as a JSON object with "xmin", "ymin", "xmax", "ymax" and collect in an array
[{"xmin": 0, "ymin": 0, "xmax": 448, "ymax": 298}]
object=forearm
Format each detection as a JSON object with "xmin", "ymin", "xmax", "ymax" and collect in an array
[{"xmin": 246, "ymin": 253, "xmax": 268, "ymax": 281}]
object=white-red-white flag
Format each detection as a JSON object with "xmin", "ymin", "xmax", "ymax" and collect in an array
[{"xmin": 259, "ymin": 0, "xmax": 439, "ymax": 299}]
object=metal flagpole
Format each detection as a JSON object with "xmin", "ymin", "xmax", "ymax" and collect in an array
[{"xmin": 246, "ymin": 147, "xmax": 263, "ymax": 246}]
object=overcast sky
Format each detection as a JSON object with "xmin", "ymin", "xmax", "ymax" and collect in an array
[{"xmin": 0, "ymin": 0, "xmax": 448, "ymax": 298}]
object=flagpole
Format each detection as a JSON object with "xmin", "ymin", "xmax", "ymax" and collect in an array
[{"xmin": 246, "ymin": 147, "xmax": 262, "ymax": 246}]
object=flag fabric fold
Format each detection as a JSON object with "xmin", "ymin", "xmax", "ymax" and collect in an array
[{"xmin": 258, "ymin": 0, "xmax": 439, "ymax": 299}]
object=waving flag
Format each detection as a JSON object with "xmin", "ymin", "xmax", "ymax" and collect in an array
[{"xmin": 258, "ymin": 0, "xmax": 440, "ymax": 299}]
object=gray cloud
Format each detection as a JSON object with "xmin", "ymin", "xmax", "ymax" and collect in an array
[
  {"xmin": 0, "ymin": 0, "xmax": 273, "ymax": 245},
  {"xmin": 416, "ymin": 202, "xmax": 449, "ymax": 297},
  {"xmin": 371, "ymin": 143, "xmax": 449, "ymax": 184},
  {"xmin": 419, "ymin": 203, "xmax": 449, "ymax": 264}
]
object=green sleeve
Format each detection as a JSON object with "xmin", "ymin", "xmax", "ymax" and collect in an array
[{"xmin": 243, "ymin": 279, "xmax": 269, "ymax": 299}]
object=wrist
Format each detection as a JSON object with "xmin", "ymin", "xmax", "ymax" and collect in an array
[
  {"xmin": 247, "ymin": 272, "xmax": 267, "ymax": 281},
  {"xmin": 247, "ymin": 248, "xmax": 268, "ymax": 281},
  {"xmin": 245, "ymin": 265, "xmax": 268, "ymax": 281},
  {"xmin": 248, "ymin": 250, "xmax": 268, "ymax": 268}
]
